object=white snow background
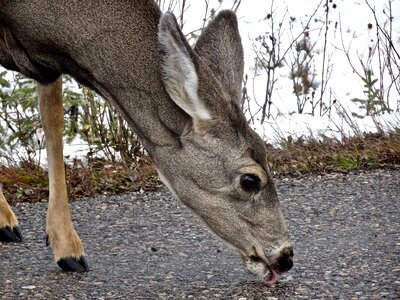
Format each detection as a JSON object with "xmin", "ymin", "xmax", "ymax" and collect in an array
[{"xmin": 182, "ymin": 0, "xmax": 400, "ymax": 142}]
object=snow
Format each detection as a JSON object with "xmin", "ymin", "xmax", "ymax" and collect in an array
[
  {"xmin": 234, "ymin": 0, "xmax": 400, "ymax": 140},
  {"xmin": 181, "ymin": 0, "xmax": 400, "ymax": 140}
]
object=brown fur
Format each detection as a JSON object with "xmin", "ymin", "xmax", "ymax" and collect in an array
[
  {"xmin": 37, "ymin": 78, "xmax": 84, "ymax": 260},
  {"xmin": 0, "ymin": 185, "xmax": 18, "ymax": 228}
]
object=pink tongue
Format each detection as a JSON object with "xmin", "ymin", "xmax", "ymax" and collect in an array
[{"xmin": 263, "ymin": 269, "xmax": 279, "ymax": 286}]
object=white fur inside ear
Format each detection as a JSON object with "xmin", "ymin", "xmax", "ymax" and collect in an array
[{"xmin": 159, "ymin": 29, "xmax": 211, "ymax": 121}]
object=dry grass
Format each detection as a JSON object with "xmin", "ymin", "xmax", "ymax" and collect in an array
[{"xmin": 0, "ymin": 156, "xmax": 160, "ymax": 205}]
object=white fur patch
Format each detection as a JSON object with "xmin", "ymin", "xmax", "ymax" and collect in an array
[
  {"xmin": 155, "ymin": 167, "xmax": 179, "ymax": 199},
  {"xmin": 159, "ymin": 29, "xmax": 211, "ymax": 121},
  {"xmin": 245, "ymin": 257, "xmax": 267, "ymax": 278}
]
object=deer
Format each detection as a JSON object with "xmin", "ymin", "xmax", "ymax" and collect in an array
[{"xmin": 0, "ymin": 0, "xmax": 293, "ymax": 285}]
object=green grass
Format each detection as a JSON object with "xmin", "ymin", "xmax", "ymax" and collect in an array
[{"xmin": 333, "ymin": 155, "xmax": 358, "ymax": 170}]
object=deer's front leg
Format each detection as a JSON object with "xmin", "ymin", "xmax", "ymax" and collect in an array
[
  {"xmin": 38, "ymin": 78, "xmax": 88, "ymax": 272},
  {"xmin": 0, "ymin": 185, "xmax": 24, "ymax": 242}
]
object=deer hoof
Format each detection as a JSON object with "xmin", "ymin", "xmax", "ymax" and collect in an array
[
  {"xmin": 57, "ymin": 256, "xmax": 89, "ymax": 272},
  {"xmin": 0, "ymin": 225, "xmax": 24, "ymax": 242}
]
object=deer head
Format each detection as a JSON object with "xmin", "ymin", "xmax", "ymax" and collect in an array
[
  {"xmin": 156, "ymin": 11, "xmax": 293, "ymax": 284},
  {"xmin": 0, "ymin": 0, "xmax": 292, "ymax": 284}
]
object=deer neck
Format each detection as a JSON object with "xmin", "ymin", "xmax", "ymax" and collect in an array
[
  {"xmin": 94, "ymin": 83, "xmax": 189, "ymax": 155},
  {"xmin": 1, "ymin": 1, "xmax": 189, "ymax": 156}
]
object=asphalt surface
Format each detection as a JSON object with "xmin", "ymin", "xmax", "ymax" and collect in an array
[{"xmin": 1, "ymin": 169, "xmax": 399, "ymax": 299}]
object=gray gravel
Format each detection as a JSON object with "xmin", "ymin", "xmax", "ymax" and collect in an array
[{"xmin": 1, "ymin": 169, "xmax": 399, "ymax": 299}]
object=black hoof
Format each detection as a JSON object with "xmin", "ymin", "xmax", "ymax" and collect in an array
[
  {"xmin": 57, "ymin": 256, "xmax": 89, "ymax": 272},
  {"xmin": 0, "ymin": 225, "xmax": 24, "ymax": 243}
]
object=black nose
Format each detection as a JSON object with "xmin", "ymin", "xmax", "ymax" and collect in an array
[{"xmin": 277, "ymin": 247, "xmax": 294, "ymax": 272}]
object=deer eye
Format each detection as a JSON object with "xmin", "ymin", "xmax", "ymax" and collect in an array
[{"xmin": 240, "ymin": 174, "xmax": 261, "ymax": 193}]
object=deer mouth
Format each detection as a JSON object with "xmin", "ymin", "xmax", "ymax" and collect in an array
[
  {"xmin": 246, "ymin": 254, "xmax": 280, "ymax": 286},
  {"xmin": 263, "ymin": 267, "xmax": 279, "ymax": 286}
]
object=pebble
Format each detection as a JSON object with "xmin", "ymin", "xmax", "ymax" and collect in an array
[{"xmin": 21, "ymin": 286, "xmax": 36, "ymax": 290}]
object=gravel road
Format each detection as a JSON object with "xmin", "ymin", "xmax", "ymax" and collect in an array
[{"xmin": 1, "ymin": 170, "xmax": 399, "ymax": 299}]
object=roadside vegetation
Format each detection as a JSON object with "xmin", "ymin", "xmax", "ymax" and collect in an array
[
  {"xmin": 1, "ymin": 130, "xmax": 399, "ymax": 205},
  {"xmin": 1, "ymin": 0, "xmax": 399, "ymax": 204},
  {"xmin": 268, "ymin": 130, "xmax": 400, "ymax": 177}
]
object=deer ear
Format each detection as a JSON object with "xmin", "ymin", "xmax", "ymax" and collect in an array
[
  {"xmin": 158, "ymin": 13, "xmax": 212, "ymax": 123},
  {"xmin": 194, "ymin": 10, "xmax": 244, "ymax": 103}
]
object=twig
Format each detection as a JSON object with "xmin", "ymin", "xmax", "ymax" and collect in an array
[{"xmin": 319, "ymin": 0, "xmax": 330, "ymax": 116}]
